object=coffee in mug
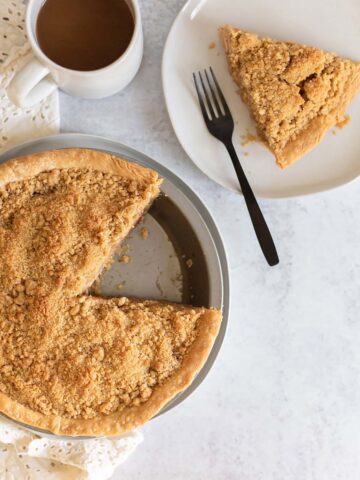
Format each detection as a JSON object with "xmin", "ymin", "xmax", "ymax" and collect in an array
[{"xmin": 36, "ymin": 0, "xmax": 135, "ymax": 71}]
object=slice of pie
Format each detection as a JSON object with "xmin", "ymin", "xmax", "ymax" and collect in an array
[
  {"xmin": 219, "ymin": 25, "xmax": 360, "ymax": 168},
  {"xmin": 0, "ymin": 148, "xmax": 161, "ymax": 297},
  {"xmin": 0, "ymin": 295, "xmax": 220, "ymax": 436},
  {"xmin": 0, "ymin": 149, "xmax": 222, "ymax": 436}
]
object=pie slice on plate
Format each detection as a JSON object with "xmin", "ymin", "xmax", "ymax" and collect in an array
[
  {"xmin": 219, "ymin": 25, "xmax": 360, "ymax": 168},
  {"xmin": 0, "ymin": 149, "xmax": 222, "ymax": 436}
]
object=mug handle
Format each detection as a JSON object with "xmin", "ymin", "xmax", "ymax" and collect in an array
[{"xmin": 7, "ymin": 56, "xmax": 58, "ymax": 108}]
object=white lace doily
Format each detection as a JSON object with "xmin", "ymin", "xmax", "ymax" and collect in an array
[
  {"xmin": 0, "ymin": 416, "xmax": 143, "ymax": 480},
  {"xmin": 0, "ymin": 0, "xmax": 59, "ymax": 153}
]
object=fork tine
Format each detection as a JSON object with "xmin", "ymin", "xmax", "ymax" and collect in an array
[
  {"xmin": 209, "ymin": 67, "xmax": 230, "ymax": 115},
  {"xmin": 193, "ymin": 72, "xmax": 210, "ymax": 121},
  {"xmin": 199, "ymin": 71, "xmax": 216, "ymax": 119},
  {"xmin": 204, "ymin": 69, "xmax": 222, "ymax": 116}
]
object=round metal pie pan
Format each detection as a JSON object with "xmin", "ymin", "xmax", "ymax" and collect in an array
[{"xmin": 0, "ymin": 134, "xmax": 230, "ymax": 438}]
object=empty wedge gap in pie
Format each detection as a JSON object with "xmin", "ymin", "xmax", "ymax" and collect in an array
[{"xmin": 0, "ymin": 149, "xmax": 222, "ymax": 436}]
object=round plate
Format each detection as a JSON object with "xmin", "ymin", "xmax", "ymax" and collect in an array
[
  {"xmin": 162, "ymin": 0, "xmax": 360, "ymax": 198},
  {"xmin": 0, "ymin": 133, "xmax": 229, "ymax": 438}
]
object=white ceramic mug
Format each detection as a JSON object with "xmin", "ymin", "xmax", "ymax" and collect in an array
[{"xmin": 7, "ymin": 0, "xmax": 143, "ymax": 108}]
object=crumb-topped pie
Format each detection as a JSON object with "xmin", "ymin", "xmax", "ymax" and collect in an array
[
  {"xmin": 219, "ymin": 26, "xmax": 360, "ymax": 168},
  {"xmin": 0, "ymin": 149, "xmax": 222, "ymax": 436}
]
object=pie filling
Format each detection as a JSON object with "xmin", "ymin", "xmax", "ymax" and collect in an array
[
  {"xmin": 219, "ymin": 26, "xmax": 360, "ymax": 167},
  {"xmin": 0, "ymin": 150, "xmax": 222, "ymax": 436}
]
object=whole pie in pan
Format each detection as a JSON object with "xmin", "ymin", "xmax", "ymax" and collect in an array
[
  {"xmin": 219, "ymin": 25, "xmax": 360, "ymax": 168},
  {"xmin": 0, "ymin": 149, "xmax": 221, "ymax": 436}
]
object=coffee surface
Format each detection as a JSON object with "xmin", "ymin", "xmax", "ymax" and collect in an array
[{"xmin": 36, "ymin": 0, "xmax": 134, "ymax": 71}]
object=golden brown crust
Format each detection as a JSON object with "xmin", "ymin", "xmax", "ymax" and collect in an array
[
  {"xmin": 219, "ymin": 25, "xmax": 360, "ymax": 168},
  {"xmin": 0, "ymin": 305, "xmax": 221, "ymax": 436},
  {"xmin": 0, "ymin": 148, "xmax": 159, "ymax": 187}
]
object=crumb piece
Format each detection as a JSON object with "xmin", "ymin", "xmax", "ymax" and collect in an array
[
  {"xmin": 243, "ymin": 151, "xmax": 249, "ymax": 157},
  {"xmin": 336, "ymin": 115, "xmax": 351, "ymax": 129},
  {"xmin": 186, "ymin": 259, "xmax": 193, "ymax": 268},
  {"xmin": 140, "ymin": 227, "xmax": 149, "ymax": 240},
  {"xmin": 117, "ymin": 282, "xmax": 125, "ymax": 290},
  {"xmin": 332, "ymin": 130, "xmax": 337, "ymax": 135},
  {"xmin": 208, "ymin": 42, "xmax": 216, "ymax": 50},
  {"xmin": 241, "ymin": 132, "xmax": 258, "ymax": 146},
  {"xmin": 119, "ymin": 255, "xmax": 132, "ymax": 264}
]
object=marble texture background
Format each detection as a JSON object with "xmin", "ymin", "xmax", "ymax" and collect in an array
[{"xmin": 60, "ymin": 1, "xmax": 360, "ymax": 479}]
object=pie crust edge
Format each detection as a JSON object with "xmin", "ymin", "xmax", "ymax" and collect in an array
[
  {"xmin": 0, "ymin": 308, "xmax": 221, "ymax": 436},
  {"xmin": 0, "ymin": 148, "xmax": 160, "ymax": 187}
]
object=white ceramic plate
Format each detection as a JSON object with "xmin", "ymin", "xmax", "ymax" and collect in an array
[{"xmin": 162, "ymin": 0, "xmax": 360, "ymax": 198}]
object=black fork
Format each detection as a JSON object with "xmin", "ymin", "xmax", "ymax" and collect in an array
[{"xmin": 193, "ymin": 67, "xmax": 279, "ymax": 267}]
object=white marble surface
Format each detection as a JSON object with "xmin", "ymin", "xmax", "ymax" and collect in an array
[{"xmin": 60, "ymin": 1, "xmax": 360, "ymax": 479}]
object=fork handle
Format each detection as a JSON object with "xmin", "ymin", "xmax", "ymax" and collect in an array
[{"xmin": 225, "ymin": 141, "xmax": 279, "ymax": 266}]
